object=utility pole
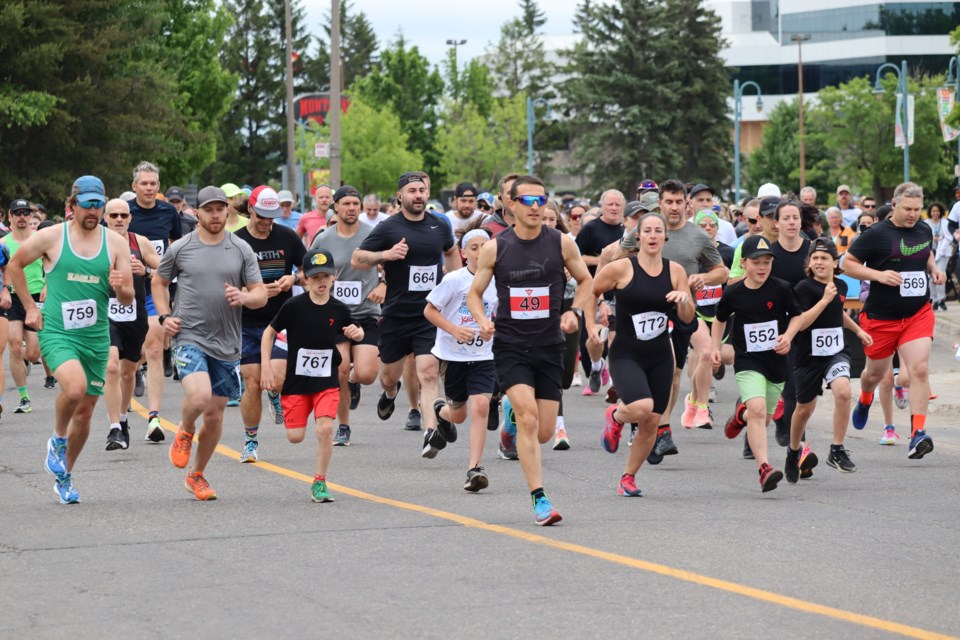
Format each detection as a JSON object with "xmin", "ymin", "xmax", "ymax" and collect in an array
[
  {"xmin": 284, "ymin": 0, "xmax": 296, "ymax": 192},
  {"xmin": 330, "ymin": 0, "xmax": 342, "ymax": 188},
  {"xmin": 791, "ymin": 34, "xmax": 811, "ymax": 188}
]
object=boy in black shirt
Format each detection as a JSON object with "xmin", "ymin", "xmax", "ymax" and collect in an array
[{"xmin": 261, "ymin": 249, "xmax": 364, "ymax": 502}]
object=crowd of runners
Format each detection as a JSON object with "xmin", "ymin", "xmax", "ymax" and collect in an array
[{"xmin": 7, "ymin": 161, "xmax": 952, "ymax": 525}]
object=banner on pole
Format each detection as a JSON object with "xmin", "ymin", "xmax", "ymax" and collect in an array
[
  {"xmin": 937, "ymin": 88, "xmax": 960, "ymax": 143},
  {"xmin": 895, "ymin": 94, "xmax": 915, "ymax": 148}
]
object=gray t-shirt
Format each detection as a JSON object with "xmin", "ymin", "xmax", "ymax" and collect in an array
[
  {"xmin": 311, "ymin": 223, "xmax": 381, "ymax": 319},
  {"xmin": 662, "ymin": 222, "xmax": 723, "ymax": 275},
  {"xmin": 159, "ymin": 231, "xmax": 262, "ymax": 360}
]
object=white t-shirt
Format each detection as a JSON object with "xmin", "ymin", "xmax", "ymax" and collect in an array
[
  {"xmin": 426, "ymin": 267, "xmax": 498, "ymax": 362},
  {"xmin": 444, "ymin": 210, "xmax": 483, "ymax": 236},
  {"xmin": 841, "ymin": 207, "xmax": 862, "ymax": 227},
  {"xmin": 716, "ymin": 218, "xmax": 737, "ymax": 246},
  {"xmin": 359, "ymin": 211, "xmax": 389, "ymax": 228}
]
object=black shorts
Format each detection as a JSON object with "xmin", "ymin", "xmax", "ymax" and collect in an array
[
  {"xmin": 493, "ymin": 342, "xmax": 563, "ymax": 402},
  {"xmin": 378, "ymin": 316, "xmax": 436, "ymax": 364},
  {"xmin": 440, "ymin": 360, "xmax": 496, "ymax": 405},
  {"xmin": 9, "ymin": 292, "xmax": 41, "ymax": 330},
  {"xmin": 609, "ymin": 348, "xmax": 675, "ymax": 415},
  {"xmin": 795, "ymin": 352, "xmax": 851, "ymax": 404},
  {"xmin": 670, "ymin": 318, "xmax": 698, "ymax": 370},
  {"xmin": 351, "ymin": 315, "xmax": 380, "ymax": 347},
  {"xmin": 109, "ymin": 319, "xmax": 149, "ymax": 363}
]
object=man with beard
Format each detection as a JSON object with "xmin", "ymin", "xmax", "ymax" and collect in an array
[{"xmin": 444, "ymin": 182, "xmax": 483, "ymax": 235}]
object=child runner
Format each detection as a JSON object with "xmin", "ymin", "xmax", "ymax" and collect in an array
[
  {"xmin": 260, "ymin": 248, "xmax": 363, "ymax": 503},
  {"xmin": 789, "ymin": 239, "xmax": 873, "ymax": 481},
  {"xmin": 711, "ymin": 235, "xmax": 803, "ymax": 493},
  {"xmin": 424, "ymin": 228, "xmax": 499, "ymax": 491}
]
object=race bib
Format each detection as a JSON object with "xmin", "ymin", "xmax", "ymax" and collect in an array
[
  {"xmin": 333, "ymin": 280, "xmax": 362, "ymax": 305},
  {"xmin": 899, "ymin": 271, "xmax": 926, "ymax": 297},
  {"xmin": 275, "ymin": 329, "xmax": 288, "ymax": 352},
  {"xmin": 744, "ymin": 320, "xmax": 778, "ymax": 352},
  {"xmin": 811, "ymin": 327, "xmax": 843, "ymax": 357},
  {"xmin": 455, "ymin": 330, "xmax": 488, "ymax": 356},
  {"xmin": 824, "ymin": 360, "xmax": 850, "ymax": 384},
  {"xmin": 295, "ymin": 348, "xmax": 332, "ymax": 377},
  {"xmin": 108, "ymin": 297, "xmax": 136, "ymax": 322},
  {"xmin": 509, "ymin": 286, "xmax": 549, "ymax": 319},
  {"xmin": 62, "ymin": 299, "xmax": 97, "ymax": 330},
  {"xmin": 695, "ymin": 285, "xmax": 722, "ymax": 307},
  {"xmin": 408, "ymin": 265, "xmax": 437, "ymax": 291},
  {"xmin": 631, "ymin": 311, "xmax": 667, "ymax": 341},
  {"xmin": 150, "ymin": 240, "xmax": 165, "ymax": 258}
]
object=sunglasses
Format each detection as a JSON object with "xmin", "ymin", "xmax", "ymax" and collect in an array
[
  {"xmin": 107, "ymin": 212, "xmax": 130, "ymax": 219},
  {"xmin": 698, "ymin": 222, "xmax": 717, "ymax": 228},
  {"xmin": 746, "ymin": 217, "xmax": 759, "ymax": 225},
  {"xmin": 77, "ymin": 199, "xmax": 105, "ymax": 209},
  {"xmin": 862, "ymin": 204, "xmax": 876, "ymax": 209},
  {"xmin": 569, "ymin": 213, "xmax": 581, "ymax": 221},
  {"xmin": 513, "ymin": 195, "xmax": 548, "ymax": 207},
  {"xmin": 9, "ymin": 210, "xmax": 31, "ymax": 217},
  {"xmin": 477, "ymin": 202, "xmax": 492, "ymax": 210}
]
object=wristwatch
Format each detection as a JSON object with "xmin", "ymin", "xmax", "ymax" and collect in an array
[{"xmin": 158, "ymin": 314, "xmax": 171, "ymax": 325}]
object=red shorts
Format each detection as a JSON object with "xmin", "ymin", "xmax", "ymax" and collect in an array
[
  {"xmin": 860, "ymin": 303, "xmax": 934, "ymax": 361},
  {"xmin": 281, "ymin": 388, "xmax": 340, "ymax": 429}
]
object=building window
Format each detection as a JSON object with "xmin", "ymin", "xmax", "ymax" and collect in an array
[{"xmin": 779, "ymin": 3, "xmax": 959, "ymax": 43}]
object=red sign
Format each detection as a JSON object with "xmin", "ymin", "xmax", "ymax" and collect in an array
[{"xmin": 294, "ymin": 93, "xmax": 351, "ymax": 125}]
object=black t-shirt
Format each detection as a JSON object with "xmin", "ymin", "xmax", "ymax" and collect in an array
[
  {"xmin": 127, "ymin": 199, "xmax": 182, "ymax": 254},
  {"xmin": 715, "ymin": 277, "xmax": 802, "ymax": 383},
  {"xmin": 846, "ymin": 219, "xmax": 932, "ymax": 320},
  {"xmin": 794, "ymin": 277, "xmax": 849, "ymax": 363},
  {"xmin": 575, "ymin": 218, "xmax": 623, "ymax": 276},
  {"xmin": 234, "ymin": 224, "xmax": 306, "ymax": 328},
  {"xmin": 270, "ymin": 294, "xmax": 350, "ymax": 395},
  {"xmin": 358, "ymin": 212, "xmax": 454, "ymax": 319},
  {"xmin": 771, "ymin": 238, "xmax": 811, "ymax": 286}
]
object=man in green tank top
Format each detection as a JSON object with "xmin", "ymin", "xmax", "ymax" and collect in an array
[{"xmin": 8, "ymin": 176, "xmax": 135, "ymax": 505}]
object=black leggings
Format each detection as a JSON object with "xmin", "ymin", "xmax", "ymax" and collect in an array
[{"xmin": 609, "ymin": 350, "xmax": 675, "ymax": 415}]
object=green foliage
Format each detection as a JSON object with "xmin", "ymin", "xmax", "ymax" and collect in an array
[
  {"xmin": 519, "ymin": 0, "xmax": 547, "ymax": 34},
  {"xmin": 305, "ymin": 0, "xmax": 379, "ymax": 91},
  {"xmin": 485, "ymin": 17, "xmax": 553, "ymax": 100}
]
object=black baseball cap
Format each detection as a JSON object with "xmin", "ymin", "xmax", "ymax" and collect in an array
[
  {"xmin": 397, "ymin": 171, "xmax": 428, "ymax": 190},
  {"xmin": 455, "ymin": 182, "xmax": 477, "ymax": 198},
  {"xmin": 9, "ymin": 198, "xmax": 30, "ymax": 212},
  {"xmin": 165, "ymin": 186, "xmax": 185, "ymax": 202},
  {"xmin": 302, "ymin": 248, "xmax": 337, "ymax": 277},
  {"xmin": 759, "ymin": 197, "xmax": 780, "ymax": 218},
  {"xmin": 741, "ymin": 234, "xmax": 775, "ymax": 259},
  {"xmin": 333, "ymin": 185, "xmax": 361, "ymax": 203},
  {"xmin": 809, "ymin": 237, "xmax": 839, "ymax": 259},
  {"xmin": 623, "ymin": 201, "xmax": 646, "ymax": 218},
  {"xmin": 689, "ymin": 184, "xmax": 714, "ymax": 199}
]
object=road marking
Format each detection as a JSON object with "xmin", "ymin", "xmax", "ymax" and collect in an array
[{"xmin": 134, "ymin": 402, "xmax": 956, "ymax": 640}]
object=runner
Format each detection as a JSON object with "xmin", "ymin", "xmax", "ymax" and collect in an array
[
  {"xmin": 10, "ymin": 176, "xmax": 134, "ymax": 503},
  {"xmin": 2, "ymin": 198, "xmax": 44, "ymax": 414},
  {"xmin": 444, "ymin": 182, "xmax": 483, "ymax": 235},
  {"xmin": 352, "ymin": 172, "xmax": 461, "ymax": 456},
  {"xmin": 233, "ymin": 185, "xmax": 306, "ymax": 462},
  {"xmin": 425, "ymin": 228, "xmax": 498, "ymax": 490},
  {"xmin": 468, "ymin": 175, "xmax": 599, "ymax": 525},
  {"xmin": 842, "ymin": 182, "xmax": 942, "ymax": 459},
  {"xmin": 155, "ymin": 186, "xmax": 266, "ymax": 500},
  {"xmin": 360, "ymin": 194, "xmax": 388, "ymax": 228},
  {"xmin": 298, "ymin": 185, "xmax": 333, "ymax": 246},
  {"xmin": 274, "ymin": 190, "xmax": 301, "ymax": 231},
  {"xmin": 221, "ymin": 183, "xmax": 249, "ymax": 232},
  {"xmin": 126, "ymin": 161, "xmax": 182, "ymax": 442},
  {"xmin": 102, "ymin": 199, "xmax": 160, "ymax": 451},
  {"xmin": 595, "ymin": 212, "xmax": 694, "ymax": 496},
  {"xmin": 260, "ymin": 248, "xmax": 363, "ymax": 502}
]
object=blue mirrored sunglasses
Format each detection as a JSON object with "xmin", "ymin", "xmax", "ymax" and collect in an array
[
  {"xmin": 513, "ymin": 195, "xmax": 548, "ymax": 207},
  {"xmin": 77, "ymin": 199, "xmax": 105, "ymax": 209}
]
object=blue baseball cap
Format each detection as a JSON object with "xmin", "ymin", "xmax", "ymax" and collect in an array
[
  {"xmin": 71, "ymin": 176, "xmax": 106, "ymax": 202},
  {"xmin": 477, "ymin": 192, "xmax": 494, "ymax": 206}
]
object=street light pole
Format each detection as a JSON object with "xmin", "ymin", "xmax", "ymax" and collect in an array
[
  {"xmin": 445, "ymin": 39, "xmax": 466, "ymax": 99},
  {"xmin": 526, "ymin": 96, "xmax": 549, "ymax": 175},
  {"xmin": 791, "ymin": 34, "xmax": 811, "ymax": 188},
  {"xmin": 329, "ymin": 0, "xmax": 342, "ymax": 188},
  {"xmin": 733, "ymin": 79, "xmax": 763, "ymax": 201},
  {"xmin": 284, "ymin": 0, "xmax": 296, "ymax": 193},
  {"xmin": 947, "ymin": 55, "xmax": 960, "ymax": 179},
  {"xmin": 874, "ymin": 60, "xmax": 910, "ymax": 183}
]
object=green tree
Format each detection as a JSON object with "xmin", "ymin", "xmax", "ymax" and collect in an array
[
  {"xmin": 519, "ymin": 0, "xmax": 547, "ymax": 33},
  {"xmin": 305, "ymin": 0, "xmax": 379, "ymax": 92},
  {"xmin": 0, "ymin": 1, "xmax": 59, "ymax": 128},
  {"xmin": 485, "ymin": 17, "xmax": 553, "ymax": 99}
]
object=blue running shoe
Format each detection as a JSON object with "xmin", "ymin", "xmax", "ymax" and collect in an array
[
  {"xmin": 533, "ymin": 495, "xmax": 562, "ymax": 526},
  {"xmin": 618, "ymin": 474, "xmax": 643, "ymax": 497},
  {"xmin": 907, "ymin": 430, "xmax": 934, "ymax": 459},
  {"xmin": 45, "ymin": 436, "xmax": 67, "ymax": 476},
  {"xmin": 502, "ymin": 397, "xmax": 516, "ymax": 436},
  {"xmin": 55, "ymin": 473, "xmax": 80, "ymax": 504},
  {"xmin": 851, "ymin": 400, "xmax": 871, "ymax": 430},
  {"xmin": 601, "ymin": 405, "xmax": 623, "ymax": 453}
]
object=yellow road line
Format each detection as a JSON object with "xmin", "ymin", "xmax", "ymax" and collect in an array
[{"xmin": 133, "ymin": 401, "xmax": 956, "ymax": 640}]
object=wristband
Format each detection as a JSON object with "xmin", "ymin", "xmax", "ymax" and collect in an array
[{"xmin": 158, "ymin": 314, "xmax": 171, "ymax": 325}]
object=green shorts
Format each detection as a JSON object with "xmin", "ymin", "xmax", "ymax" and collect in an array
[
  {"xmin": 734, "ymin": 370, "xmax": 783, "ymax": 414},
  {"xmin": 40, "ymin": 332, "xmax": 108, "ymax": 396}
]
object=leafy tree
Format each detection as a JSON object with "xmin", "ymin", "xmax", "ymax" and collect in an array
[
  {"xmin": 304, "ymin": 0, "xmax": 379, "ymax": 92},
  {"xmin": 0, "ymin": 0, "xmax": 59, "ymax": 128},
  {"xmin": 485, "ymin": 17, "xmax": 553, "ymax": 99}
]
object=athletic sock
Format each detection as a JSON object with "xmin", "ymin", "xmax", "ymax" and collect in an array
[
  {"xmin": 591, "ymin": 359, "xmax": 603, "ymax": 372},
  {"xmin": 148, "ymin": 410, "xmax": 159, "ymax": 421},
  {"xmin": 17, "ymin": 386, "xmax": 28, "ymax": 400},
  {"xmin": 119, "ymin": 413, "xmax": 127, "ymax": 423},
  {"xmin": 314, "ymin": 474, "xmax": 326, "ymax": 482},
  {"xmin": 109, "ymin": 422, "xmax": 121, "ymax": 432},
  {"xmin": 859, "ymin": 391, "xmax": 874, "ymax": 406},
  {"xmin": 555, "ymin": 415, "xmax": 565, "ymax": 431},
  {"xmin": 266, "ymin": 390, "xmax": 279, "ymax": 400},
  {"xmin": 531, "ymin": 487, "xmax": 545, "ymax": 502},
  {"xmin": 830, "ymin": 443, "xmax": 844, "ymax": 452},
  {"xmin": 658, "ymin": 424, "xmax": 670, "ymax": 435},
  {"xmin": 910, "ymin": 414, "xmax": 926, "ymax": 437},
  {"xmin": 244, "ymin": 425, "xmax": 259, "ymax": 441}
]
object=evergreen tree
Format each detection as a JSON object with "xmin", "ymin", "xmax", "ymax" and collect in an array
[
  {"xmin": 485, "ymin": 17, "xmax": 552, "ymax": 99},
  {"xmin": 519, "ymin": 0, "xmax": 547, "ymax": 34},
  {"xmin": 306, "ymin": 0, "xmax": 379, "ymax": 91}
]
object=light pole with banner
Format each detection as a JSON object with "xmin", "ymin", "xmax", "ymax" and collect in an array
[
  {"xmin": 944, "ymin": 56, "xmax": 960, "ymax": 179},
  {"xmin": 733, "ymin": 79, "xmax": 763, "ymax": 201},
  {"xmin": 874, "ymin": 60, "xmax": 910, "ymax": 183},
  {"xmin": 526, "ymin": 96, "xmax": 550, "ymax": 175}
]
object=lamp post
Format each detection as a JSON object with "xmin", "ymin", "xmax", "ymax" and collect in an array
[
  {"xmin": 733, "ymin": 79, "xmax": 763, "ymax": 201},
  {"xmin": 526, "ymin": 96, "xmax": 550, "ymax": 175},
  {"xmin": 946, "ymin": 55, "xmax": 960, "ymax": 178},
  {"xmin": 446, "ymin": 39, "xmax": 466, "ymax": 98},
  {"xmin": 874, "ymin": 60, "xmax": 910, "ymax": 183},
  {"xmin": 284, "ymin": 0, "xmax": 296, "ymax": 192},
  {"xmin": 329, "ymin": 0, "xmax": 342, "ymax": 188},
  {"xmin": 791, "ymin": 34, "xmax": 811, "ymax": 188}
]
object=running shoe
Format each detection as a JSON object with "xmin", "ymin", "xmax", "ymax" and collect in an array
[
  {"xmin": 404, "ymin": 409, "xmax": 421, "ymax": 431},
  {"xmin": 693, "ymin": 404, "xmax": 713, "ymax": 429},
  {"xmin": 311, "ymin": 479, "xmax": 334, "ymax": 503},
  {"xmin": 601, "ymin": 366, "xmax": 610, "ymax": 387},
  {"xmin": 601, "ymin": 405, "xmax": 624, "ymax": 453},
  {"xmin": 851, "ymin": 399, "xmax": 871, "ymax": 430},
  {"xmin": 266, "ymin": 391, "xmax": 284, "ymax": 425},
  {"xmin": 464, "ymin": 467, "xmax": 489, "ymax": 492},
  {"xmin": 742, "ymin": 433, "xmax": 754, "ymax": 460},
  {"xmin": 784, "ymin": 447, "xmax": 801, "ymax": 484},
  {"xmin": 759, "ymin": 463, "xmax": 783, "ymax": 493},
  {"xmin": 571, "ymin": 371, "xmax": 583, "ymax": 387},
  {"xmin": 708, "ymin": 386, "xmax": 718, "ymax": 403},
  {"xmin": 133, "ymin": 366, "xmax": 145, "ymax": 397},
  {"xmin": 498, "ymin": 399, "xmax": 518, "ymax": 459},
  {"xmin": 680, "ymin": 394, "xmax": 697, "ymax": 429},
  {"xmin": 581, "ymin": 386, "xmax": 596, "ymax": 397},
  {"xmin": 487, "ymin": 397, "xmax": 499, "ymax": 431},
  {"xmin": 878, "ymin": 426, "xmax": 900, "ymax": 445},
  {"xmin": 713, "ymin": 364, "xmax": 725, "ymax": 380},
  {"xmin": 618, "ymin": 473, "xmax": 643, "ymax": 497},
  {"xmin": 333, "ymin": 424, "xmax": 351, "ymax": 446},
  {"xmin": 588, "ymin": 362, "xmax": 603, "ymax": 394},
  {"xmin": 348, "ymin": 380, "xmax": 362, "ymax": 410},
  {"xmin": 772, "ymin": 396, "xmax": 785, "ymax": 421},
  {"xmin": 239, "ymin": 439, "xmax": 258, "ymax": 463},
  {"xmin": 533, "ymin": 495, "xmax": 562, "ymax": 526},
  {"xmin": 553, "ymin": 426, "xmax": 570, "ymax": 450},
  {"xmin": 421, "ymin": 428, "xmax": 447, "ymax": 459},
  {"xmin": 163, "ymin": 348, "xmax": 173, "ymax": 378},
  {"xmin": 44, "ymin": 376, "xmax": 56, "ymax": 390},
  {"xmin": 145, "ymin": 416, "xmax": 165, "ymax": 442},
  {"xmin": 376, "ymin": 381, "xmax": 401, "ymax": 421},
  {"xmin": 44, "ymin": 436, "xmax": 67, "ymax": 476},
  {"xmin": 647, "ymin": 446, "xmax": 664, "ymax": 465},
  {"xmin": 774, "ymin": 419, "xmax": 790, "ymax": 447},
  {"xmin": 106, "ymin": 427, "xmax": 124, "ymax": 451},
  {"xmin": 119, "ymin": 419, "xmax": 130, "ymax": 450},
  {"xmin": 185, "ymin": 472, "xmax": 217, "ymax": 500},
  {"xmin": 498, "ymin": 441, "xmax": 519, "ymax": 460},
  {"xmin": 434, "ymin": 398, "xmax": 457, "ymax": 443},
  {"xmin": 653, "ymin": 428, "xmax": 678, "ymax": 457},
  {"xmin": 169, "ymin": 426, "xmax": 193, "ymax": 468},
  {"xmin": 604, "ymin": 385, "xmax": 619, "ymax": 404},
  {"xmin": 894, "ymin": 385, "xmax": 908, "ymax": 410},
  {"xmin": 907, "ymin": 430, "xmax": 934, "ymax": 459},
  {"xmin": 628, "ymin": 423, "xmax": 638, "ymax": 447},
  {"xmin": 827, "ymin": 446, "xmax": 856, "ymax": 472},
  {"xmin": 799, "ymin": 446, "xmax": 818, "ymax": 478},
  {"xmin": 226, "ymin": 397, "xmax": 240, "ymax": 407},
  {"xmin": 14, "ymin": 398, "xmax": 32, "ymax": 414},
  {"xmin": 55, "ymin": 473, "xmax": 80, "ymax": 504},
  {"xmin": 724, "ymin": 402, "xmax": 747, "ymax": 439}
]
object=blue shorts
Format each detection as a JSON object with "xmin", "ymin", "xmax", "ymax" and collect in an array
[
  {"xmin": 144, "ymin": 293, "xmax": 157, "ymax": 317},
  {"xmin": 240, "ymin": 325, "xmax": 286, "ymax": 365},
  {"xmin": 173, "ymin": 343, "xmax": 241, "ymax": 398}
]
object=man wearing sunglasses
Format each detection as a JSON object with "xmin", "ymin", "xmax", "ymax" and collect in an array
[
  {"xmin": 9, "ymin": 176, "xmax": 135, "ymax": 504},
  {"xmin": 445, "ymin": 182, "xmax": 483, "ymax": 235}
]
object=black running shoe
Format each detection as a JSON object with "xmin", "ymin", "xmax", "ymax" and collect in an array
[
  {"xmin": 827, "ymin": 445, "xmax": 857, "ymax": 472},
  {"xmin": 421, "ymin": 428, "xmax": 447, "ymax": 459},
  {"xmin": 742, "ymin": 433, "xmax": 754, "ymax": 460},
  {"xmin": 134, "ymin": 366, "xmax": 145, "ymax": 398},
  {"xmin": 646, "ymin": 447, "xmax": 664, "ymax": 465},
  {"xmin": 376, "ymin": 381, "xmax": 401, "ymax": 421},
  {"xmin": 774, "ymin": 418, "xmax": 790, "ymax": 447},
  {"xmin": 464, "ymin": 467, "xmax": 489, "ymax": 492},
  {"xmin": 785, "ymin": 446, "xmax": 801, "ymax": 484},
  {"xmin": 487, "ymin": 397, "xmax": 499, "ymax": 431},
  {"xmin": 404, "ymin": 409, "xmax": 421, "ymax": 431},
  {"xmin": 628, "ymin": 423, "xmax": 638, "ymax": 447},
  {"xmin": 44, "ymin": 376, "xmax": 56, "ymax": 390},
  {"xmin": 106, "ymin": 427, "xmax": 124, "ymax": 451},
  {"xmin": 654, "ymin": 429, "xmax": 678, "ymax": 457},
  {"xmin": 713, "ymin": 364, "xmax": 725, "ymax": 380},
  {"xmin": 163, "ymin": 348, "xmax": 173, "ymax": 378},
  {"xmin": 119, "ymin": 419, "xmax": 130, "ymax": 450},
  {"xmin": 348, "ymin": 381, "xmax": 361, "ymax": 411},
  {"xmin": 434, "ymin": 398, "xmax": 457, "ymax": 443}
]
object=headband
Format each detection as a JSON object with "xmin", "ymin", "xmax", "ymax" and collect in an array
[{"xmin": 461, "ymin": 228, "xmax": 490, "ymax": 248}]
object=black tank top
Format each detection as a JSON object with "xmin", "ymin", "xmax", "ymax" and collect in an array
[
  {"xmin": 493, "ymin": 226, "xmax": 566, "ymax": 347},
  {"xmin": 108, "ymin": 232, "xmax": 147, "ymax": 323},
  {"xmin": 612, "ymin": 257, "xmax": 674, "ymax": 353}
]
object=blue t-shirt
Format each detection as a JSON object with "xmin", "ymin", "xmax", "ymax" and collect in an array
[
  {"xmin": 274, "ymin": 211, "xmax": 302, "ymax": 230},
  {"xmin": 127, "ymin": 199, "xmax": 183, "ymax": 258}
]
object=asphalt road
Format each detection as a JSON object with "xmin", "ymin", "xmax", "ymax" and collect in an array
[{"xmin": 2, "ymin": 330, "xmax": 959, "ymax": 639}]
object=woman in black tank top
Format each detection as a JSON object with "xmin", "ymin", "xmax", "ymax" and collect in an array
[{"xmin": 593, "ymin": 213, "xmax": 696, "ymax": 497}]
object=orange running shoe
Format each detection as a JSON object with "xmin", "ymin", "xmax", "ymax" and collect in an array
[
  {"xmin": 185, "ymin": 472, "xmax": 217, "ymax": 500},
  {"xmin": 169, "ymin": 426, "xmax": 193, "ymax": 469}
]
